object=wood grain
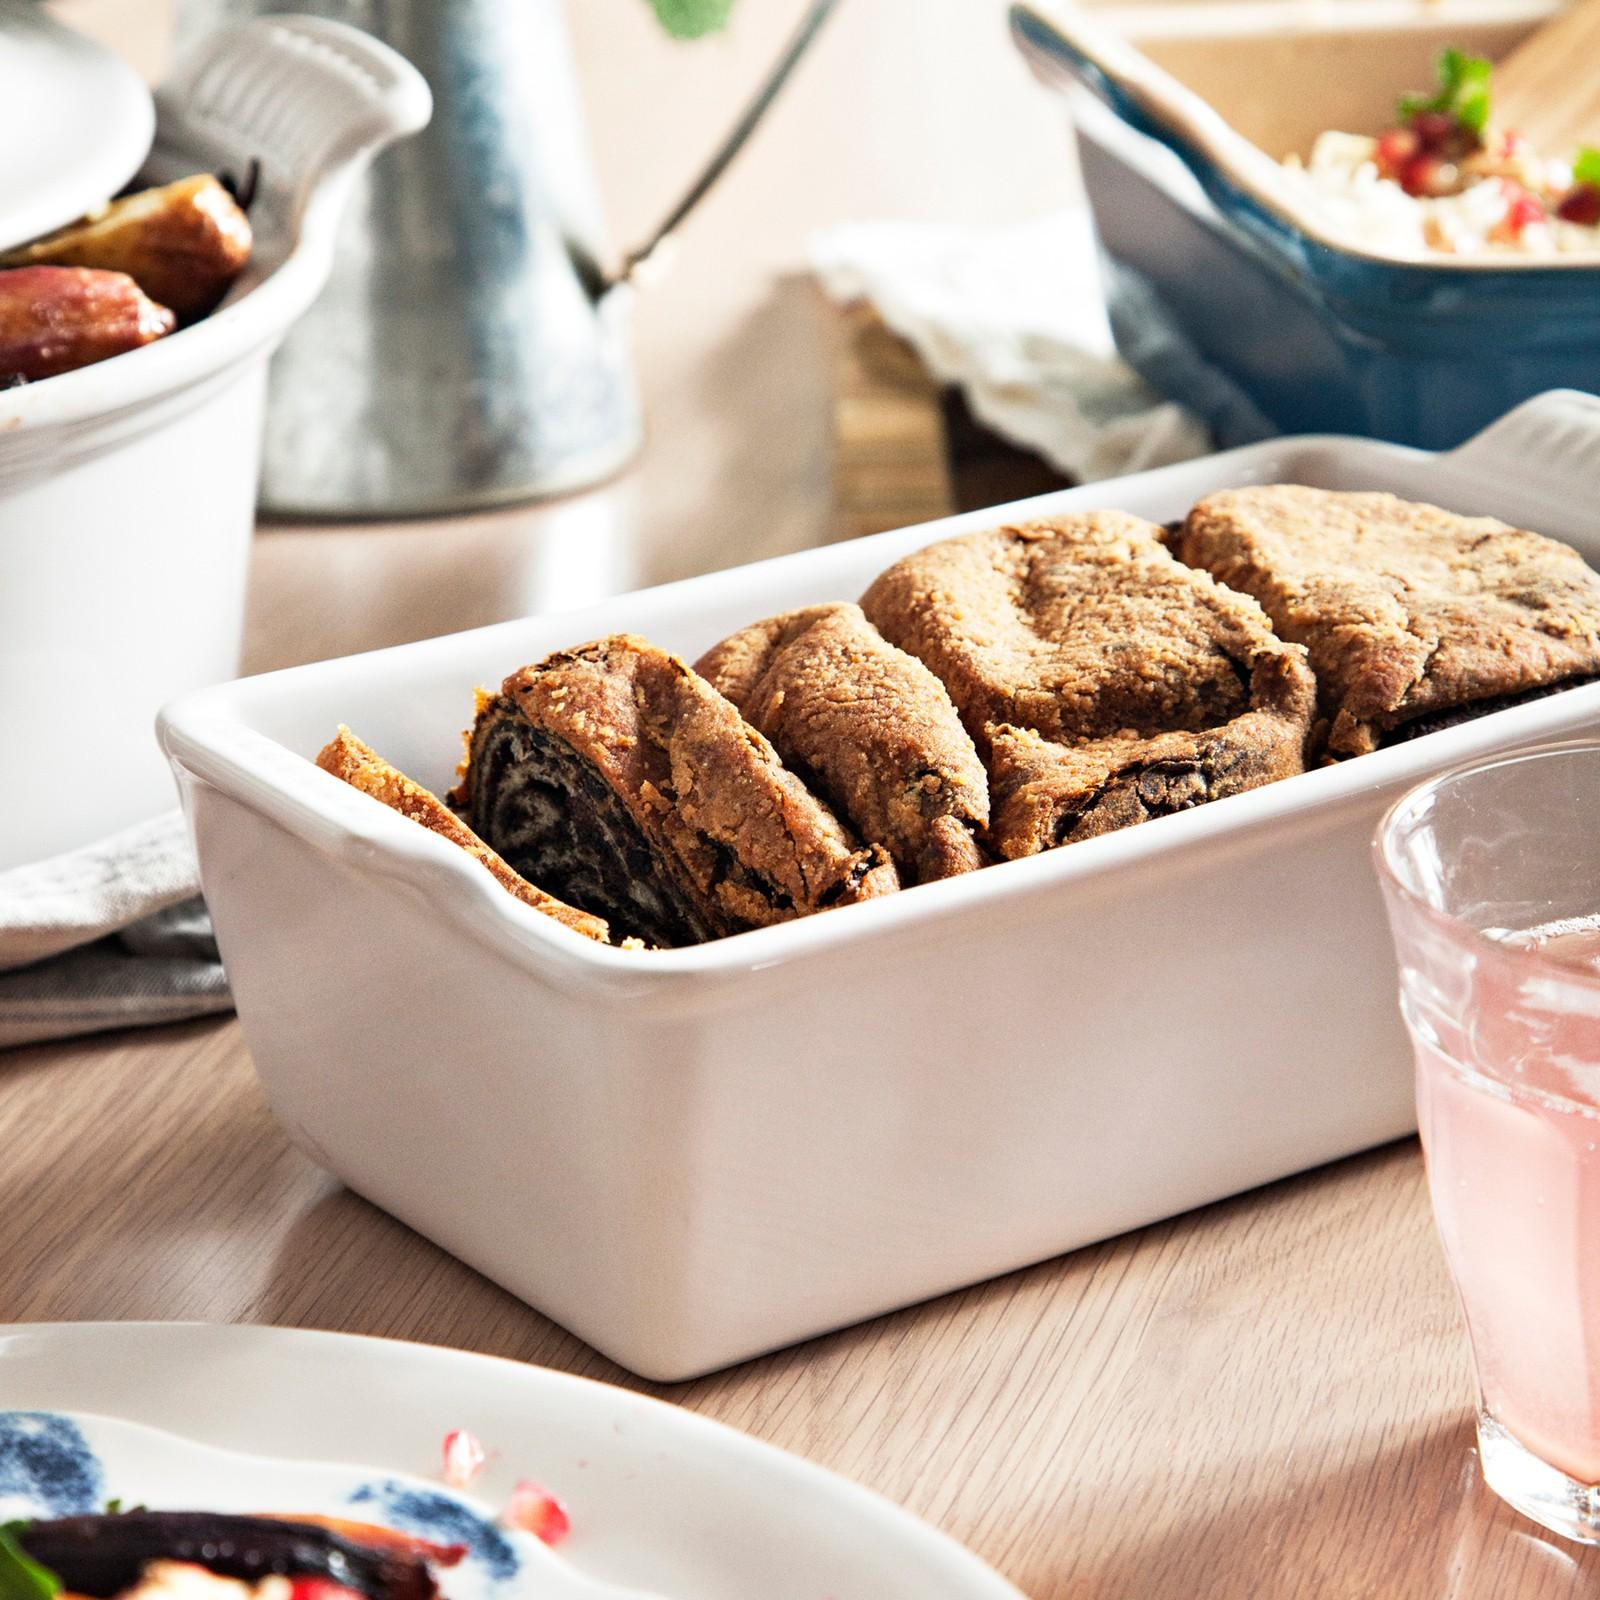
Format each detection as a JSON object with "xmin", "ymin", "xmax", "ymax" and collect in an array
[
  {"xmin": 830, "ymin": 299, "xmax": 955, "ymax": 542},
  {"xmin": 1494, "ymin": 0, "xmax": 1600, "ymax": 155},
  {"xmin": 3, "ymin": 1016, "xmax": 1598, "ymax": 1598},
  {"xmin": 829, "ymin": 301, "xmax": 1072, "ymax": 543}
]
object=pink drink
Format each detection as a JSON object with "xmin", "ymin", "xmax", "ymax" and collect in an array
[
  {"xmin": 1415, "ymin": 917, "xmax": 1600, "ymax": 1486},
  {"xmin": 1377, "ymin": 745, "xmax": 1600, "ymax": 1543}
]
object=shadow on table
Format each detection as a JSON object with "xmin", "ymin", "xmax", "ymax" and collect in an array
[
  {"xmin": 248, "ymin": 1143, "xmax": 1595, "ymax": 1600},
  {"xmin": 0, "ymin": 1014, "xmax": 226, "ymax": 1080},
  {"xmin": 248, "ymin": 1186, "xmax": 643, "ymax": 1390}
]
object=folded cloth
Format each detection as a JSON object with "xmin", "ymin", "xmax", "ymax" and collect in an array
[
  {"xmin": 809, "ymin": 209, "xmax": 1213, "ymax": 483},
  {"xmin": 0, "ymin": 811, "xmax": 232, "ymax": 1050}
]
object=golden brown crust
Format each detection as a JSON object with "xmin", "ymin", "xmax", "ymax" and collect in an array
[
  {"xmin": 448, "ymin": 686, "xmax": 495, "ymax": 811},
  {"xmin": 488, "ymin": 636, "xmax": 899, "ymax": 942},
  {"xmin": 696, "ymin": 603, "xmax": 988, "ymax": 883},
  {"xmin": 1179, "ymin": 486, "xmax": 1600, "ymax": 757},
  {"xmin": 861, "ymin": 513, "xmax": 1316, "ymax": 856},
  {"xmin": 315, "ymin": 726, "xmax": 612, "ymax": 943}
]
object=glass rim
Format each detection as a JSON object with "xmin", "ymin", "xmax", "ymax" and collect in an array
[{"xmin": 1373, "ymin": 737, "xmax": 1600, "ymax": 987}]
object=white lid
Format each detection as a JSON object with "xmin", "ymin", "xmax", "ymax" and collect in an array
[{"xmin": 0, "ymin": 1, "xmax": 155, "ymax": 253}]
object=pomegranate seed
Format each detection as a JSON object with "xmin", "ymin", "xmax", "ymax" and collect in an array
[
  {"xmin": 288, "ymin": 1583, "xmax": 366, "ymax": 1600},
  {"xmin": 505, "ymin": 1481, "xmax": 571, "ymax": 1546},
  {"xmin": 1376, "ymin": 126, "xmax": 1419, "ymax": 179},
  {"xmin": 1399, "ymin": 153, "xmax": 1456, "ymax": 197},
  {"xmin": 1500, "ymin": 129, "xmax": 1531, "ymax": 161},
  {"xmin": 1498, "ymin": 181, "xmax": 1546, "ymax": 236},
  {"xmin": 1409, "ymin": 111, "xmax": 1458, "ymax": 149},
  {"xmin": 1558, "ymin": 184, "xmax": 1600, "ymax": 226},
  {"xmin": 441, "ymin": 1429, "xmax": 487, "ymax": 1488}
]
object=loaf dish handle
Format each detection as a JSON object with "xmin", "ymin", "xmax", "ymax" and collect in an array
[
  {"xmin": 1450, "ymin": 390, "xmax": 1600, "ymax": 493},
  {"xmin": 154, "ymin": 15, "xmax": 432, "ymax": 248}
]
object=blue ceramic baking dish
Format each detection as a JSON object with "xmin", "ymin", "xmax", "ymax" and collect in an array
[{"xmin": 1011, "ymin": 0, "xmax": 1600, "ymax": 450}]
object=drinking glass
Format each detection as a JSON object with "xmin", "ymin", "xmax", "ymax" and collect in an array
[{"xmin": 1376, "ymin": 741, "xmax": 1600, "ymax": 1544}]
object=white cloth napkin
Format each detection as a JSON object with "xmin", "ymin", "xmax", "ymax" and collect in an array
[
  {"xmin": 0, "ymin": 811, "xmax": 232, "ymax": 1049},
  {"xmin": 810, "ymin": 209, "xmax": 1212, "ymax": 483}
]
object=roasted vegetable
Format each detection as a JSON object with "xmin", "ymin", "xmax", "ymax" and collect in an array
[
  {"xmin": 254, "ymin": 1520, "xmax": 462, "ymax": 1569},
  {"xmin": 14, "ymin": 1514, "xmax": 439, "ymax": 1600},
  {"xmin": 0, "ymin": 176, "xmax": 252, "ymax": 322},
  {"xmin": 1560, "ymin": 147, "xmax": 1600, "ymax": 224},
  {"xmin": 0, "ymin": 267, "xmax": 175, "ymax": 382}
]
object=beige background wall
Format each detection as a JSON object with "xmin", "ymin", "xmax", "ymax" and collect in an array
[
  {"xmin": 54, "ymin": 0, "xmax": 1075, "ymax": 244},
  {"xmin": 45, "ymin": 0, "xmax": 1078, "ymax": 602}
]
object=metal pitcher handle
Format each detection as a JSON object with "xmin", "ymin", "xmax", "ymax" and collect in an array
[{"xmin": 582, "ymin": 0, "xmax": 839, "ymax": 300}]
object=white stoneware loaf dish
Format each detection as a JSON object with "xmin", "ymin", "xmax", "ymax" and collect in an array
[
  {"xmin": 0, "ymin": 16, "xmax": 429, "ymax": 869},
  {"xmin": 161, "ymin": 389, "xmax": 1600, "ymax": 1380}
]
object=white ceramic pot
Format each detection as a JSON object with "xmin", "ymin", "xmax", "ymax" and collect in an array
[{"xmin": 0, "ymin": 17, "xmax": 430, "ymax": 870}]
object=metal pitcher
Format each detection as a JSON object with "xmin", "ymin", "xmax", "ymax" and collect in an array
[{"xmin": 176, "ymin": 0, "xmax": 836, "ymax": 517}]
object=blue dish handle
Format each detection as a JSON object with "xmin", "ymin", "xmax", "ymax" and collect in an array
[
  {"xmin": 1009, "ymin": 5, "xmax": 1216, "ymax": 184},
  {"xmin": 1009, "ymin": 3, "xmax": 1318, "ymax": 278}
]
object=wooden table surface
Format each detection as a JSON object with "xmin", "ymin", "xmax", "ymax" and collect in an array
[
  {"xmin": 7, "ymin": 1031, "xmax": 1597, "ymax": 1598},
  {"xmin": 10, "ymin": 2, "xmax": 1600, "ymax": 1595}
]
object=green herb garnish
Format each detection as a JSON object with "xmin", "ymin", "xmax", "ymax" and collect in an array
[
  {"xmin": 644, "ymin": 0, "xmax": 736, "ymax": 38},
  {"xmin": 1573, "ymin": 147, "xmax": 1600, "ymax": 190},
  {"xmin": 0, "ymin": 1526, "xmax": 59, "ymax": 1600},
  {"xmin": 1398, "ymin": 47, "xmax": 1494, "ymax": 138}
]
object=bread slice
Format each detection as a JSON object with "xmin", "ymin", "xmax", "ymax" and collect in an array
[
  {"xmin": 1179, "ymin": 486, "xmax": 1600, "ymax": 757},
  {"xmin": 315, "ymin": 726, "xmax": 612, "ymax": 944},
  {"xmin": 861, "ymin": 513, "xmax": 1316, "ymax": 856},
  {"xmin": 697, "ymin": 602, "xmax": 988, "ymax": 883},
  {"xmin": 454, "ymin": 635, "xmax": 900, "ymax": 947}
]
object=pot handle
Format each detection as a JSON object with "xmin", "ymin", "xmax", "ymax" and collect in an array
[{"xmin": 154, "ymin": 16, "xmax": 432, "ymax": 243}]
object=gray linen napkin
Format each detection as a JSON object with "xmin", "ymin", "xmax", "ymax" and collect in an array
[{"xmin": 0, "ymin": 811, "xmax": 233, "ymax": 1049}]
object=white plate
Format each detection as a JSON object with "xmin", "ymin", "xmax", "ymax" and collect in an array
[
  {"xmin": 0, "ymin": 1323, "xmax": 1025, "ymax": 1600},
  {"xmin": 0, "ymin": 1, "xmax": 154, "ymax": 252}
]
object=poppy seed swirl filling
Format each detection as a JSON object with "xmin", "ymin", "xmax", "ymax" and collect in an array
[
  {"xmin": 463, "ymin": 706, "xmax": 716, "ymax": 947},
  {"xmin": 457, "ymin": 637, "xmax": 900, "ymax": 949}
]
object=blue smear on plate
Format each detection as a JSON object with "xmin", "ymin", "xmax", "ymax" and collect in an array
[
  {"xmin": 348, "ymin": 1481, "xmax": 519, "ymax": 1580},
  {"xmin": 0, "ymin": 1413, "xmax": 104, "ymax": 1517}
]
